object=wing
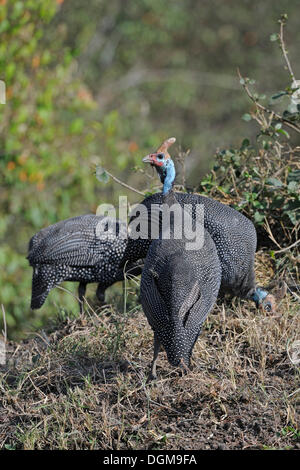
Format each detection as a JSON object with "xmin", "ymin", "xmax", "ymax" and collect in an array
[
  {"xmin": 179, "ymin": 279, "xmax": 218, "ymax": 334},
  {"xmin": 178, "ymin": 282, "xmax": 202, "ymax": 326},
  {"xmin": 28, "ymin": 214, "xmax": 127, "ymax": 266},
  {"xmin": 140, "ymin": 270, "xmax": 170, "ymax": 330}
]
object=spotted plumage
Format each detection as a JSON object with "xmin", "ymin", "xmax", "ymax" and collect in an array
[
  {"xmin": 140, "ymin": 151, "xmax": 221, "ymax": 378},
  {"xmin": 122, "ymin": 138, "xmax": 275, "ymax": 312},
  {"xmin": 125, "ymin": 191, "xmax": 256, "ymax": 296},
  {"xmin": 28, "ymin": 214, "xmax": 142, "ymax": 311}
]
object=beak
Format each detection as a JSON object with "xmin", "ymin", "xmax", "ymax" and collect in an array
[{"xmin": 142, "ymin": 154, "xmax": 154, "ymax": 164}]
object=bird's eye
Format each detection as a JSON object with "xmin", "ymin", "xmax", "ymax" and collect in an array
[
  {"xmin": 157, "ymin": 153, "xmax": 164, "ymax": 160},
  {"xmin": 264, "ymin": 302, "xmax": 272, "ymax": 312}
]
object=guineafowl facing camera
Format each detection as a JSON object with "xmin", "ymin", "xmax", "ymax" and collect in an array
[{"xmin": 140, "ymin": 140, "xmax": 221, "ymax": 379}]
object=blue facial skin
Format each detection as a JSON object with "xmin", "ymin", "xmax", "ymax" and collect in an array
[
  {"xmin": 162, "ymin": 159, "xmax": 176, "ymax": 195},
  {"xmin": 251, "ymin": 287, "xmax": 268, "ymax": 306},
  {"xmin": 154, "ymin": 154, "xmax": 176, "ymax": 195}
]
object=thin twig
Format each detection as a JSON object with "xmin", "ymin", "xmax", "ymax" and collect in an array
[
  {"xmin": 279, "ymin": 20, "xmax": 295, "ymax": 82},
  {"xmin": 237, "ymin": 69, "xmax": 300, "ymax": 134},
  {"xmin": 230, "ymin": 167, "xmax": 240, "ymax": 197},
  {"xmin": 1, "ymin": 304, "xmax": 7, "ymax": 342},
  {"xmin": 175, "ymin": 147, "xmax": 190, "ymax": 188},
  {"xmin": 263, "ymin": 218, "xmax": 282, "ymax": 250},
  {"xmin": 105, "ymin": 170, "xmax": 146, "ymax": 196},
  {"xmin": 287, "ymin": 388, "xmax": 300, "ymax": 398},
  {"xmin": 274, "ymin": 238, "xmax": 300, "ymax": 254},
  {"xmin": 96, "ymin": 167, "xmax": 145, "ymax": 196}
]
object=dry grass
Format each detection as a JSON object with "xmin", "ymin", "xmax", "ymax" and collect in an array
[{"xmin": 0, "ymin": 252, "xmax": 299, "ymax": 450}]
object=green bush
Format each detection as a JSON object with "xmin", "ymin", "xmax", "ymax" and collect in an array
[
  {"xmin": 200, "ymin": 139, "xmax": 299, "ymax": 240},
  {"xmin": 0, "ymin": 0, "xmax": 140, "ymax": 336},
  {"xmin": 199, "ymin": 17, "xmax": 299, "ymax": 277}
]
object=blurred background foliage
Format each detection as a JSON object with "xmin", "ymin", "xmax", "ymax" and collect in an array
[{"xmin": 0, "ymin": 0, "xmax": 299, "ymax": 337}]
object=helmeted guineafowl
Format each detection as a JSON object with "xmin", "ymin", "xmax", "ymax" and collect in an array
[
  {"xmin": 28, "ymin": 214, "xmax": 142, "ymax": 313},
  {"xmin": 121, "ymin": 137, "xmax": 275, "ymax": 313},
  {"xmin": 140, "ymin": 149, "xmax": 221, "ymax": 379}
]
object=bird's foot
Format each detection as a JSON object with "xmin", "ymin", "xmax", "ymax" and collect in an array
[
  {"xmin": 147, "ymin": 372, "xmax": 157, "ymax": 383},
  {"xmin": 179, "ymin": 358, "xmax": 190, "ymax": 376}
]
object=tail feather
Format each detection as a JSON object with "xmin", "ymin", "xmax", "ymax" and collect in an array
[{"xmin": 31, "ymin": 265, "xmax": 62, "ymax": 309}]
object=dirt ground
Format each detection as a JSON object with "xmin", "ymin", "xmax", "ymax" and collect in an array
[{"xmin": 0, "ymin": 252, "xmax": 299, "ymax": 450}]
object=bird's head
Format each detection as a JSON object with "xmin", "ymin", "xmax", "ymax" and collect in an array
[
  {"xmin": 252, "ymin": 288, "xmax": 277, "ymax": 314},
  {"xmin": 157, "ymin": 321, "xmax": 191, "ymax": 369},
  {"xmin": 142, "ymin": 137, "xmax": 176, "ymax": 194}
]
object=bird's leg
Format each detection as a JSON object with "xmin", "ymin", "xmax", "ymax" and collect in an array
[
  {"xmin": 96, "ymin": 284, "xmax": 106, "ymax": 305},
  {"xmin": 78, "ymin": 282, "xmax": 87, "ymax": 314},
  {"xmin": 179, "ymin": 358, "xmax": 190, "ymax": 376},
  {"xmin": 147, "ymin": 333, "xmax": 161, "ymax": 382}
]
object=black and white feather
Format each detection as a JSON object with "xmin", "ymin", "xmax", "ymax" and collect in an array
[
  {"xmin": 28, "ymin": 214, "xmax": 141, "ymax": 310},
  {"xmin": 123, "ymin": 191, "xmax": 257, "ymax": 301},
  {"xmin": 139, "ymin": 158, "xmax": 221, "ymax": 377},
  {"xmin": 141, "ymin": 224, "xmax": 221, "ymax": 372}
]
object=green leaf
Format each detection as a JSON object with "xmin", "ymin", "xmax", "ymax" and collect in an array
[
  {"xmin": 271, "ymin": 91, "xmax": 287, "ymax": 100},
  {"xmin": 283, "ymin": 200, "xmax": 300, "ymax": 212},
  {"xmin": 242, "ymin": 113, "xmax": 252, "ymax": 122},
  {"xmin": 287, "ymin": 170, "xmax": 300, "ymax": 182},
  {"xmin": 269, "ymin": 250, "xmax": 275, "ymax": 259},
  {"xmin": 266, "ymin": 177, "xmax": 283, "ymax": 187},
  {"xmin": 276, "ymin": 128, "xmax": 290, "ymax": 139},
  {"xmin": 4, "ymin": 444, "xmax": 16, "ymax": 451},
  {"xmin": 241, "ymin": 138, "xmax": 250, "ymax": 148},
  {"xmin": 287, "ymin": 181, "xmax": 298, "ymax": 193},
  {"xmin": 287, "ymin": 211, "xmax": 298, "ymax": 226},
  {"xmin": 270, "ymin": 33, "xmax": 278, "ymax": 42},
  {"xmin": 262, "ymin": 140, "xmax": 270, "ymax": 150},
  {"xmin": 95, "ymin": 166, "xmax": 110, "ymax": 184},
  {"xmin": 254, "ymin": 212, "xmax": 265, "ymax": 223},
  {"xmin": 70, "ymin": 118, "xmax": 84, "ymax": 134}
]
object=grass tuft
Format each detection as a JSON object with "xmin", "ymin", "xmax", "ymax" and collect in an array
[{"xmin": 0, "ymin": 252, "xmax": 299, "ymax": 450}]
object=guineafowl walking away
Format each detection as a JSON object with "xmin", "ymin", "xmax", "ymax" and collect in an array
[
  {"xmin": 121, "ymin": 137, "xmax": 276, "ymax": 313},
  {"xmin": 28, "ymin": 214, "xmax": 142, "ymax": 313},
  {"xmin": 141, "ymin": 149, "xmax": 221, "ymax": 379}
]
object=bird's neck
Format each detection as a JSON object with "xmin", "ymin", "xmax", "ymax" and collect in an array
[
  {"xmin": 162, "ymin": 160, "xmax": 176, "ymax": 196},
  {"xmin": 162, "ymin": 160, "xmax": 178, "ymax": 209},
  {"xmin": 162, "ymin": 188, "xmax": 177, "ymax": 206}
]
